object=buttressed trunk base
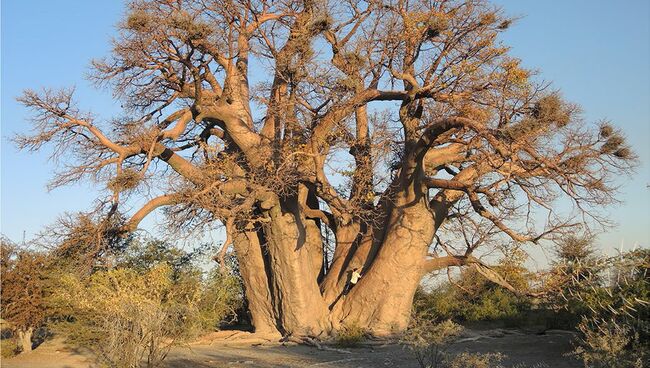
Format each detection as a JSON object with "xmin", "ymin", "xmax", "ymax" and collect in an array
[{"xmin": 235, "ymin": 191, "xmax": 435, "ymax": 337}]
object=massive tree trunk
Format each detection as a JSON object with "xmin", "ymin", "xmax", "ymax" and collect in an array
[
  {"xmin": 233, "ymin": 200, "xmax": 435, "ymax": 336},
  {"xmin": 261, "ymin": 199, "xmax": 330, "ymax": 335},
  {"xmin": 229, "ymin": 162, "xmax": 441, "ymax": 337},
  {"xmin": 333, "ymin": 200, "xmax": 435, "ymax": 335}
]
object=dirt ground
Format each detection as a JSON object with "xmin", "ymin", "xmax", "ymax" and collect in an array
[{"xmin": 1, "ymin": 328, "xmax": 580, "ymax": 368}]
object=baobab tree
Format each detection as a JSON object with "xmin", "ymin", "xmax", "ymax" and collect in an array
[{"xmin": 16, "ymin": 0, "xmax": 634, "ymax": 337}]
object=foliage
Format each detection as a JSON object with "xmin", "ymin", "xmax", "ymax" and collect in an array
[
  {"xmin": 401, "ymin": 317, "xmax": 463, "ymax": 368},
  {"xmin": 415, "ymin": 251, "xmax": 533, "ymax": 324},
  {"xmin": 0, "ymin": 338, "xmax": 19, "ymax": 358},
  {"xmin": 0, "ymin": 227, "xmax": 242, "ymax": 365},
  {"xmin": 114, "ymin": 236, "xmax": 243, "ymax": 331},
  {"xmin": 0, "ymin": 236, "xmax": 49, "ymax": 352},
  {"xmin": 335, "ymin": 323, "xmax": 366, "ymax": 347},
  {"xmin": 49, "ymin": 264, "xmax": 190, "ymax": 367},
  {"xmin": 461, "ymin": 287, "xmax": 527, "ymax": 322},
  {"xmin": 47, "ymin": 250, "xmax": 241, "ymax": 368},
  {"xmin": 197, "ymin": 269, "xmax": 242, "ymax": 331},
  {"xmin": 115, "ymin": 237, "xmax": 200, "ymax": 273},
  {"xmin": 544, "ymin": 237, "xmax": 649, "ymax": 367},
  {"xmin": 573, "ymin": 318, "xmax": 646, "ymax": 368}
]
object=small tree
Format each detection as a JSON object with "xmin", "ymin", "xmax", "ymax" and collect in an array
[
  {"xmin": 545, "ymin": 235, "xmax": 606, "ymax": 319},
  {"xmin": 0, "ymin": 237, "xmax": 49, "ymax": 353}
]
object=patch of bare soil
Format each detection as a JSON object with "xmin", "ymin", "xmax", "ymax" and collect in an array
[
  {"xmin": 1, "ymin": 329, "xmax": 580, "ymax": 368},
  {"xmin": 1, "ymin": 337, "xmax": 93, "ymax": 368}
]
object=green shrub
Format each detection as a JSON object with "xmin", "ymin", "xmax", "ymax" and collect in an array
[
  {"xmin": 48, "ymin": 262, "xmax": 236, "ymax": 368},
  {"xmin": 197, "ymin": 269, "xmax": 242, "ymax": 331},
  {"xmin": 47, "ymin": 252, "xmax": 243, "ymax": 368},
  {"xmin": 573, "ymin": 318, "xmax": 646, "ymax": 368},
  {"xmin": 462, "ymin": 287, "xmax": 528, "ymax": 322},
  {"xmin": 414, "ymin": 250, "xmax": 533, "ymax": 325}
]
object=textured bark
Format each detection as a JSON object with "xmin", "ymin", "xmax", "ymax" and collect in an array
[
  {"xmin": 232, "ymin": 228, "xmax": 277, "ymax": 335},
  {"xmin": 239, "ymin": 205, "xmax": 435, "ymax": 336},
  {"xmin": 262, "ymin": 200, "xmax": 329, "ymax": 335},
  {"xmin": 320, "ymin": 223, "xmax": 361, "ymax": 306},
  {"xmin": 332, "ymin": 199, "xmax": 435, "ymax": 335}
]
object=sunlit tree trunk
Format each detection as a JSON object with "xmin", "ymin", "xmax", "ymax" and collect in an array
[
  {"xmin": 232, "ymin": 229, "xmax": 277, "ymax": 335},
  {"xmin": 16, "ymin": 327, "xmax": 33, "ymax": 353}
]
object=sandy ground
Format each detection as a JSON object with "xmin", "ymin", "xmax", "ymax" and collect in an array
[{"xmin": 1, "ymin": 329, "xmax": 580, "ymax": 368}]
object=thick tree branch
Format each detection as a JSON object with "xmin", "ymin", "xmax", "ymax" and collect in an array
[
  {"xmin": 423, "ymin": 254, "xmax": 519, "ymax": 294},
  {"xmin": 124, "ymin": 194, "xmax": 177, "ymax": 231},
  {"xmin": 160, "ymin": 109, "xmax": 193, "ymax": 140},
  {"xmin": 213, "ymin": 217, "xmax": 235, "ymax": 267}
]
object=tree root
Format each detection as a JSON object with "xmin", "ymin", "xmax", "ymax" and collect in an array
[{"xmin": 282, "ymin": 335, "xmax": 353, "ymax": 354}]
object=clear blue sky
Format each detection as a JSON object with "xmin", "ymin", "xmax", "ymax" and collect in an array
[{"xmin": 2, "ymin": 1, "xmax": 649, "ymax": 253}]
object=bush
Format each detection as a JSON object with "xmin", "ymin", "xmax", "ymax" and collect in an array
[
  {"xmin": 544, "ymin": 237, "xmax": 649, "ymax": 367},
  {"xmin": 0, "ymin": 338, "xmax": 19, "ymax": 358},
  {"xmin": 573, "ymin": 318, "xmax": 646, "ymax": 368},
  {"xmin": 414, "ymin": 250, "xmax": 532, "ymax": 325},
  {"xmin": 115, "ymin": 238, "xmax": 243, "ymax": 332},
  {"xmin": 335, "ymin": 323, "xmax": 365, "ymax": 347},
  {"xmin": 47, "ymin": 250, "xmax": 242, "ymax": 368},
  {"xmin": 49, "ymin": 263, "xmax": 226, "ymax": 367},
  {"xmin": 446, "ymin": 352, "xmax": 505, "ymax": 368},
  {"xmin": 401, "ymin": 317, "xmax": 463, "ymax": 368},
  {"xmin": 461, "ymin": 287, "xmax": 528, "ymax": 322},
  {"xmin": 197, "ymin": 269, "xmax": 242, "ymax": 331}
]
